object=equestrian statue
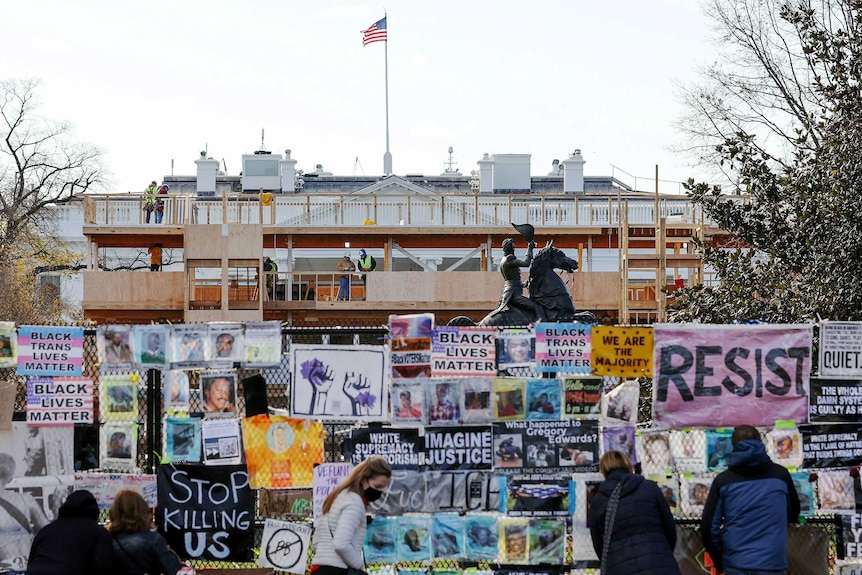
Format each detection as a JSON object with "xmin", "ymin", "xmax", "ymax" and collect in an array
[{"xmin": 449, "ymin": 223, "xmax": 597, "ymax": 327}]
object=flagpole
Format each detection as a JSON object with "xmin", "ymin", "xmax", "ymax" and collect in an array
[{"xmin": 383, "ymin": 13, "xmax": 392, "ymax": 175}]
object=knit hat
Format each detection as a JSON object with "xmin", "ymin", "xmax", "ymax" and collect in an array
[
  {"xmin": 360, "ymin": 249, "xmax": 367, "ymax": 256},
  {"xmin": 344, "ymin": 252, "xmax": 351, "ymax": 258}
]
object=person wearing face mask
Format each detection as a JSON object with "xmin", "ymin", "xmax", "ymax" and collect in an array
[{"xmin": 311, "ymin": 457, "xmax": 392, "ymax": 575}]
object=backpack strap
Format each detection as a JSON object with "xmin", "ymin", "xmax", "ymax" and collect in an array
[
  {"xmin": 0, "ymin": 494, "xmax": 32, "ymax": 533},
  {"xmin": 600, "ymin": 477, "xmax": 627, "ymax": 575}
]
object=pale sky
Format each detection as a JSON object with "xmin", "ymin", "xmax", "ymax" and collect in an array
[{"xmin": 2, "ymin": 0, "xmax": 718, "ymax": 195}]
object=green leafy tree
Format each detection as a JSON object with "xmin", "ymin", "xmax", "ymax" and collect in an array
[{"xmin": 669, "ymin": 1, "xmax": 862, "ymax": 324}]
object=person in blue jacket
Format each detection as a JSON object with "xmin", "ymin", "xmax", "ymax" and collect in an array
[
  {"xmin": 701, "ymin": 425, "xmax": 800, "ymax": 575},
  {"xmin": 588, "ymin": 450, "xmax": 681, "ymax": 575}
]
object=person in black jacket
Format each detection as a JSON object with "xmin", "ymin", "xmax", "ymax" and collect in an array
[
  {"xmin": 107, "ymin": 490, "xmax": 180, "ymax": 575},
  {"xmin": 701, "ymin": 425, "xmax": 800, "ymax": 575},
  {"xmin": 26, "ymin": 489, "xmax": 113, "ymax": 575},
  {"xmin": 588, "ymin": 450, "xmax": 681, "ymax": 575}
]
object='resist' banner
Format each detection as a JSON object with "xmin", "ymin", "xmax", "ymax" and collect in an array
[{"xmin": 652, "ymin": 324, "xmax": 812, "ymax": 428}]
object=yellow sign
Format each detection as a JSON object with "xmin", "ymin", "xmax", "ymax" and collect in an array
[
  {"xmin": 242, "ymin": 414, "xmax": 325, "ymax": 488},
  {"xmin": 591, "ymin": 326, "xmax": 653, "ymax": 377}
]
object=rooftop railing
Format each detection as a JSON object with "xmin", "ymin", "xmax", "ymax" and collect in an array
[{"xmin": 79, "ymin": 192, "xmax": 714, "ymax": 228}]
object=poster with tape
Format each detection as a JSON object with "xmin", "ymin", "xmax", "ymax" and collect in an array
[
  {"xmin": 258, "ymin": 518, "xmax": 311, "ymax": 573},
  {"xmin": 563, "ymin": 376, "xmax": 602, "ymax": 418},
  {"xmin": 503, "ymin": 475, "xmax": 572, "ymax": 517},
  {"xmin": 367, "ymin": 469, "xmax": 501, "ymax": 515},
  {"xmin": 432, "ymin": 326, "xmax": 497, "ymax": 377},
  {"xmin": 809, "ymin": 378, "xmax": 862, "ymax": 423},
  {"xmin": 312, "ymin": 463, "xmax": 353, "ymax": 521},
  {"xmin": 26, "ymin": 376, "xmax": 93, "ymax": 426},
  {"xmin": 801, "ymin": 423, "xmax": 862, "ymax": 468},
  {"xmin": 17, "ymin": 325, "xmax": 83, "ymax": 376},
  {"xmin": 591, "ymin": 326, "xmax": 653, "ymax": 377},
  {"xmin": 290, "ymin": 344, "xmax": 388, "ymax": 420},
  {"xmin": 241, "ymin": 414, "xmax": 324, "ymax": 487},
  {"xmin": 157, "ymin": 464, "xmax": 253, "ymax": 561},
  {"xmin": 492, "ymin": 419, "xmax": 599, "ymax": 473},
  {"xmin": 653, "ymin": 323, "xmax": 812, "ymax": 428},
  {"xmin": 389, "ymin": 313, "xmax": 434, "ymax": 379},
  {"xmin": 535, "ymin": 323, "xmax": 592, "ymax": 374},
  {"xmin": 424, "ymin": 425, "xmax": 493, "ymax": 471},
  {"xmin": 258, "ymin": 487, "xmax": 313, "ymax": 520},
  {"xmin": 342, "ymin": 427, "xmax": 422, "ymax": 469},
  {"xmin": 74, "ymin": 473, "xmax": 157, "ymax": 508},
  {"xmin": 819, "ymin": 321, "xmax": 862, "ymax": 379}
]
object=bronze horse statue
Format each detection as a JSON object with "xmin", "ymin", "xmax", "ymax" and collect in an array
[{"xmin": 449, "ymin": 240, "xmax": 597, "ymax": 327}]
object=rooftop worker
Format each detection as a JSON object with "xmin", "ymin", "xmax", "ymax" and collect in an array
[
  {"xmin": 143, "ymin": 181, "xmax": 159, "ymax": 224},
  {"xmin": 263, "ymin": 257, "xmax": 278, "ymax": 300},
  {"xmin": 336, "ymin": 252, "xmax": 355, "ymax": 301},
  {"xmin": 148, "ymin": 244, "xmax": 162, "ymax": 272},
  {"xmin": 154, "ymin": 184, "xmax": 168, "ymax": 224},
  {"xmin": 357, "ymin": 248, "xmax": 377, "ymax": 288}
]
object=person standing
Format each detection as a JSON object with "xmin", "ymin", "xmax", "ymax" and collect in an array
[
  {"xmin": 148, "ymin": 244, "xmax": 162, "ymax": 272},
  {"xmin": 26, "ymin": 490, "xmax": 113, "ymax": 575},
  {"xmin": 107, "ymin": 490, "xmax": 180, "ymax": 575},
  {"xmin": 701, "ymin": 425, "xmax": 800, "ymax": 575},
  {"xmin": 143, "ymin": 181, "xmax": 158, "ymax": 224},
  {"xmin": 263, "ymin": 257, "xmax": 278, "ymax": 300},
  {"xmin": 336, "ymin": 252, "xmax": 355, "ymax": 301},
  {"xmin": 356, "ymin": 248, "xmax": 377, "ymax": 289},
  {"xmin": 588, "ymin": 450, "xmax": 681, "ymax": 575},
  {"xmin": 311, "ymin": 457, "xmax": 392, "ymax": 575},
  {"xmin": 154, "ymin": 185, "xmax": 168, "ymax": 224}
]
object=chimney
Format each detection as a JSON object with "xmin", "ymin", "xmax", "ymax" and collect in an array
[
  {"xmin": 491, "ymin": 153, "xmax": 531, "ymax": 194},
  {"xmin": 280, "ymin": 149, "xmax": 297, "ymax": 193},
  {"xmin": 195, "ymin": 152, "xmax": 220, "ymax": 196},
  {"xmin": 562, "ymin": 149, "xmax": 585, "ymax": 194},
  {"xmin": 477, "ymin": 153, "xmax": 494, "ymax": 194}
]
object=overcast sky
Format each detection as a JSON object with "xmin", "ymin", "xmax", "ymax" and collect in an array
[{"xmin": 2, "ymin": 0, "xmax": 718, "ymax": 195}]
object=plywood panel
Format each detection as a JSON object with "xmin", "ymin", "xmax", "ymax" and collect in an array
[
  {"xmin": 83, "ymin": 272, "xmax": 185, "ymax": 309},
  {"xmin": 571, "ymin": 272, "xmax": 620, "ymax": 308}
]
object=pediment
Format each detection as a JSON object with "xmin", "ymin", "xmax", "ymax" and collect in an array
[{"xmin": 351, "ymin": 175, "xmax": 437, "ymax": 197}]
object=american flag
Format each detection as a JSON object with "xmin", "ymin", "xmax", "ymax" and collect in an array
[{"xmin": 362, "ymin": 17, "xmax": 387, "ymax": 46}]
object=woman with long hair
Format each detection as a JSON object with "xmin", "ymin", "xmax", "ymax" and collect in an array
[
  {"xmin": 310, "ymin": 457, "xmax": 392, "ymax": 575},
  {"xmin": 588, "ymin": 450, "xmax": 681, "ymax": 575},
  {"xmin": 107, "ymin": 490, "xmax": 180, "ymax": 575}
]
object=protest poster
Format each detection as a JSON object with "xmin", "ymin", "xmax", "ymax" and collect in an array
[
  {"xmin": 157, "ymin": 464, "xmax": 253, "ymax": 560},
  {"xmin": 0, "ymin": 322, "xmax": 17, "ymax": 369},
  {"xmin": 258, "ymin": 518, "xmax": 311, "ymax": 573},
  {"xmin": 258, "ymin": 488, "xmax": 313, "ymax": 520},
  {"xmin": 496, "ymin": 328, "xmax": 536, "ymax": 370},
  {"xmin": 669, "ymin": 429, "xmax": 706, "ymax": 473},
  {"xmin": 312, "ymin": 463, "xmax": 353, "ymax": 521},
  {"xmin": 389, "ymin": 313, "xmax": 434, "ymax": 379},
  {"xmin": 638, "ymin": 431, "xmax": 671, "ymax": 476},
  {"xmin": 165, "ymin": 417, "xmax": 201, "ymax": 463},
  {"xmin": 242, "ymin": 321, "xmax": 283, "ymax": 368},
  {"xmin": 842, "ymin": 515, "xmax": 862, "ymax": 557},
  {"xmin": 493, "ymin": 419, "xmax": 599, "ymax": 473},
  {"xmin": 818, "ymin": 470, "xmax": 856, "ymax": 513},
  {"xmin": 769, "ymin": 425, "xmax": 803, "ymax": 468},
  {"xmin": 705, "ymin": 428, "xmax": 734, "ymax": 472},
  {"xmin": 680, "ymin": 475, "xmax": 714, "ymax": 517},
  {"xmin": 602, "ymin": 426, "xmax": 637, "ymax": 466},
  {"xmin": 368, "ymin": 469, "xmax": 501, "ymax": 515},
  {"xmin": 163, "ymin": 370, "xmax": 190, "ymax": 410},
  {"xmin": 424, "ymin": 425, "xmax": 493, "ymax": 471},
  {"xmin": 563, "ymin": 376, "xmax": 602, "ymax": 417},
  {"xmin": 426, "ymin": 379, "xmax": 463, "ymax": 425},
  {"xmin": 503, "ymin": 475, "xmax": 572, "ymax": 518},
  {"xmin": 791, "ymin": 471, "xmax": 815, "ymax": 517},
  {"xmin": 134, "ymin": 324, "xmax": 169, "ymax": 369},
  {"xmin": 291, "ymin": 345, "xmax": 388, "ymax": 420},
  {"xmin": 432, "ymin": 326, "xmax": 497, "ymax": 377},
  {"xmin": 801, "ymin": 423, "xmax": 862, "ymax": 468},
  {"xmin": 601, "ymin": 379, "xmax": 638, "ymax": 425},
  {"xmin": 100, "ymin": 374, "xmax": 138, "ymax": 421},
  {"xmin": 528, "ymin": 518, "xmax": 566, "ymax": 565},
  {"xmin": 74, "ymin": 472, "xmax": 157, "ymax": 508},
  {"xmin": 16, "ymin": 325, "xmax": 83, "ymax": 376},
  {"xmin": 653, "ymin": 323, "xmax": 812, "ymax": 428},
  {"xmin": 809, "ymin": 378, "xmax": 862, "ymax": 423},
  {"xmin": 535, "ymin": 323, "xmax": 592, "ymax": 374},
  {"xmin": 431, "ymin": 513, "xmax": 464, "ymax": 559},
  {"xmin": 397, "ymin": 515, "xmax": 432, "ymax": 562},
  {"xmin": 465, "ymin": 514, "xmax": 498, "ymax": 560},
  {"xmin": 101, "ymin": 422, "xmax": 136, "ymax": 469},
  {"xmin": 170, "ymin": 324, "xmax": 207, "ymax": 369},
  {"xmin": 365, "ymin": 515, "xmax": 398, "ymax": 563},
  {"xmin": 97, "ymin": 325, "xmax": 135, "ymax": 368},
  {"xmin": 342, "ymin": 427, "xmax": 422, "ymax": 470},
  {"xmin": 202, "ymin": 418, "xmax": 242, "ymax": 466},
  {"xmin": 493, "ymin": 378, "xmax": 526, "ymax": 421},
  {"xmin": 26, "ymin": 376, "xmax": 93, "ymax": 426},
  {"xmin": 499, "ymin": 517, "xmax": 529, "ymax": 564},
  {"xmin": 591, "ymin": 326, "xmax": 652, "ymax": 378},
  {"xmin": 206, "ymin": 322, "xmax": 244, "ymax": 366},
  {"xmin": 241, "ymin": 415, "xmax": 324, "ymax": 486},
  {"xmin": 462, "ymin": 377, "xmax": 493, "ymax": 424},
  {"xmin": 391, "ymin": 380, "xmax": 425, "ymax": 425},
  {"xmin": 525, "ymin": 379, "xmax": 561, "ymax": 421},
  {"xmin": 819, "ymin": 321, "xmax": 862, "ymax": 379}
]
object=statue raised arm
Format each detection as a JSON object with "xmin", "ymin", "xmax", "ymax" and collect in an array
[{"xmin": 493, "ymin": 237, "xmax": 546, "ymax": 322}]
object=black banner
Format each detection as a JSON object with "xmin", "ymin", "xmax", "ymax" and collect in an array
[
  {"xmin": 809, "ymin": 378, "xmax": 862, "ymax": 423},
  {"xmin": 843, "ymin": 515, "xmax": 862, "ymax": 558},
  {"xmin": 368, "ymin": 469, "xmax": 501, "ymax": 514},
  {"xmin": 157, "ymin": 464, "xmax": 253, "ymax": 561},
  {"xmin": 800, "ymin": 424, "xmax": 862, "ymax": 468},
  {"xmin": 492, "ymin": 420, "xmax": 599, "ymax": 473},
  {"xmin": 342, "ymin": 427, "xmax": 423, "ymax": 469},
  {"xmin": 425, "ymin": 425, "xmax": 494, "ymax": 470}
]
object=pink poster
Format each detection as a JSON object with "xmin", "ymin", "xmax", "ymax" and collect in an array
[{"xmin": 652, "ymin": 324, "xmax": 812, "ymax": 428}]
